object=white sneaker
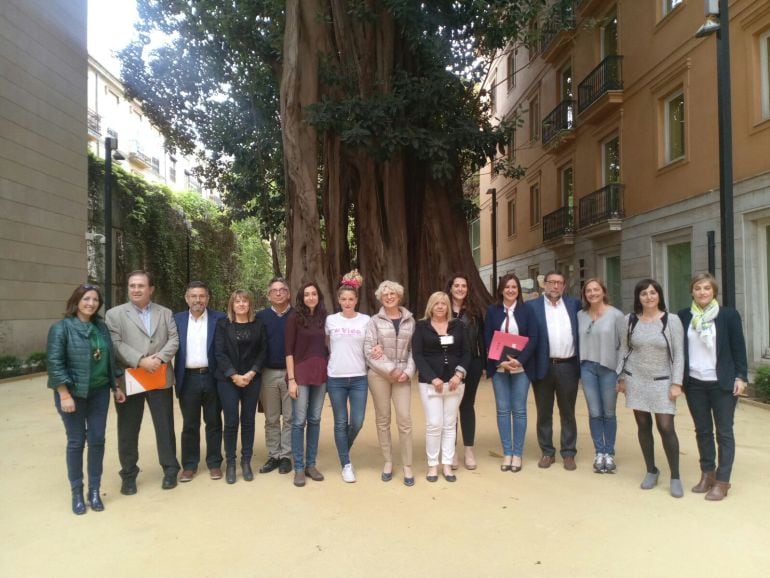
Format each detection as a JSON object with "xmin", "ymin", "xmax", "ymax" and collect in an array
[
  {"xmin": 341, "ymin": 463, "xmax": 356, "ymax": 483},
  {"xmin": 593, "ymin": 453, "xmax": 605, "ymax": 473},
  {"xmin": 604, "ymin": 454, "xmax": 616, "ymax": 473}
]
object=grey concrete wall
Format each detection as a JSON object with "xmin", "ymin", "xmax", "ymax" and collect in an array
[{"xmin": 0, "ymin": 0, "xmax": 88, "ymax": 356}]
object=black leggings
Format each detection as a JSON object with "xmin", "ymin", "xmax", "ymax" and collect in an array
[
  {"xmin": 459, "ymin": 357, "xmax": 484, "ymax": 446},
  {"xmin": 634, "ymin": 410, "xmax": 680, "ymax": 479}
]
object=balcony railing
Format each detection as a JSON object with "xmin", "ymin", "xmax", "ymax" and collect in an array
[
  {"xmin": 543, "ymin": 206, "xmax": 575, "ymax": 242},
  {"xmin": 540, "ymin": 1, "xmax": 577, "ymax": 53},
  {"xmin": 87, "ymin": 110, "xmax": 101, "ymax": 135},
  {"xmin": 578, "ymin": 55, "xmax": 623, "ymax": 114},
  {"xmin": 542, "ymin": 99, "xmax": 574, "ymax": 145},
  {"xmin": 578, "ymin": 183, "xmax": 625, "ymax": 228}
]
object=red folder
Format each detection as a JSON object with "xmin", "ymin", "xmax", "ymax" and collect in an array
[{"xmin": 488, "ymin": 331, "xmax": 529, "ymax": 362}]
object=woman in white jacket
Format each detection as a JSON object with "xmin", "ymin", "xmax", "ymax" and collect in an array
[{"xmin": 364, "ymin": 280, "xmax": 417, "ymax": 486}]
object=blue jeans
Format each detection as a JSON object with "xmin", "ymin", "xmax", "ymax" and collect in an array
[
  {"xmin": 327, "ymin": 376, "xmax": 368, "ymax": 467},
  {"xmin": 580, "ymin": 361, "xmax": 618, "ymax": 455},
  {"xmin": 217, "ymin": 378, "xmax": 261, "ymax": 462},
  {"xmin": 55, "ymin": 387, "xmax": 111, "ymax": 490},
  {"xmin": 491, "ymin": 371, "xmax": 530, "ymax": 457},
  {"xmin": 291, "ymin": 384, "xmax": 327, "ymax": 471}
]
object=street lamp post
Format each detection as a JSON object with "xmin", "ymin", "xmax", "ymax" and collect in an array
[
  {"xmin": 487, "ymin": 188, "xmax": 498, "ymax": 290},
  {"xmin": 695, "ymin": 0, "xmax": 735, "ymax": 307},
  {"xmin": 104, "ymin": 137, "xmax": 118, "ymax": 309}
]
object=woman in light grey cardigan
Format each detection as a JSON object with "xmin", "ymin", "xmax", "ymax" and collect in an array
[
  {"xmin": 364, "ymin": 280, "xmax": 417, "ymax": 486},
  {"xmin": 577, "ymin": 279, "xmax": 625, "ymax": 474},
  {"xmin": 617, "ymin": 278, "xmax": 684, "ymax": 498}
]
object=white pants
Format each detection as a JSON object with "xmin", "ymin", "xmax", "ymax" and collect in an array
[{"xmin": 418, "ymin": 382, "xmax": 465, "ymax": 466}]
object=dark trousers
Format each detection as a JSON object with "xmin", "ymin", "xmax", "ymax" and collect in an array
[
  {"xmin": 116, "ymin": 387, "xmax": 180, "ymax": 480},
  {"xmin": 685, "ymin": 377, "xmax": 738, "ymax": 482},
  {"xmin": 532, "ymin": 360, "xmax": 579, "ymax": 457},
  {"xmin": 217, "ymin": 378, "xmax": 261, "ymax": 463},
  {"xmin": 55, "ymin": 387, "xmax": 110, "ymax": 490},
  {"xmin": 459, "ymin": 356, "xmax": 484, "ymax": 447},
  {"xmin": 179, "ymin": 372, "xmax": 223, "ymax": 470}
]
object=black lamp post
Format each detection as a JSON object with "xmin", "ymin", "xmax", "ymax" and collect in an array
[
  {"xmin": 103, "ymin": 136, "xmax": 124, "ymax": 310},
  {"xmin": 487, "ymin": 188, "xmax": 498, "ymax": 290},
  {"xmin": 695, "ymin": 0, "xmax": 735, "ymax": 307}
]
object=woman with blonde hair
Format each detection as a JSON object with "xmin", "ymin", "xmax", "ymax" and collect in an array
[
  {"xmin": 214, "ymin": 289, "xmax": 267, "ymax": 484},
  {"xmin": 364, "ymin": 280, "xmax": 417, "ymax": 486},
  {"xmin": 412, "ymin": 291, "xmax": 471, "ymax": 483}
]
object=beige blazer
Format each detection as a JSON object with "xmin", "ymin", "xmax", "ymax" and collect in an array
[{"xmin": 105, "ymin": 301, "xmax": 180, "ymax": 389}]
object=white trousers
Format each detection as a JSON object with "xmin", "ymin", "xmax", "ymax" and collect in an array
[{"xmin": 418, "ymin": 382, "xmax": 465, "ymax": 466}]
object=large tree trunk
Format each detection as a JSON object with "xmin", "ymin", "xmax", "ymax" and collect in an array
[
  {"xmin": 282, "ymin": 0, "xmax": 491, "ymax": 313},
  {"xmin": 280, "ymin": 0, "xmax": 329, "ymax": 296}
]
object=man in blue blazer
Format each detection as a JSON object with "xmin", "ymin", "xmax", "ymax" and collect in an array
[
  {"xmin": 524, "ymin": 271, "xmax": 581, "ymax": 470},
  {"xmin": 174, "ymin": 281, "xmax": 226, "ymax": 482}
]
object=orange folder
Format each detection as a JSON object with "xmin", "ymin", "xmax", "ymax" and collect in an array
[{"xmin": 125, "ymin": 363, "xmax": 168, "ymax": 395}]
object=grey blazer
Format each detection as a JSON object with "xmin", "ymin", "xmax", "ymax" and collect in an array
[{"xmin": 105, "ymin": 301, "xmax": 180, "ymax": 389}]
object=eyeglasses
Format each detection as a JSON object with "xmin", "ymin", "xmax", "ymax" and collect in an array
[
  {"xmin": 269, "ymin": 288, "xmax": 289, "ymax": 294},
  {"xmin": 80, "ymin": 284, "xmax": 99, "ymax": 290},
  {"xmin": 545, "ymin": 280, "xmax": 564, "ymax": 286},
  {"xmin": 586, "ymin": 320, "xmax": 595, "ymax": 335}
]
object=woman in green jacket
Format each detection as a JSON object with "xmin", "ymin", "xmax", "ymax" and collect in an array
[{"xmin": 47, "ymin": 284, "xmax": 125, "ymax": 515}]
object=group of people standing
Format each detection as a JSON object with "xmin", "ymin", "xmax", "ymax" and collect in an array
[{"xmin": 46, "ymin": 267, "xmax": 747, "ymax": 516}]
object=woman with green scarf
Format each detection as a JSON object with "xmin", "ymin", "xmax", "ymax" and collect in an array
[{"xmin": 678, "ymin": 273, "xmax": 748, "ymax": 501}]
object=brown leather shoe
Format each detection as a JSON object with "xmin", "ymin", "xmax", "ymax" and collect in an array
[
  {"xmin": 305, "ymin": 466, "xmax": 325, "ymax": 481},
  {"xmin": 293, "ymin": 470, "xmax": 306, "ymax": 487},
  {"xmin": 179, "ymin": 469, "xmax": 196, "ymax": 483},
  {"xmin": 705, "ymin": 481, "xmax": 731, "ymax": 501},
  {"xmin": 538, "ymin": 455, "xmax": 556, "ymax": 468},
  {"xmin": 691, "ymin": 470, "xmax": 716, "ymax": 493},
  {"xmin": 563, "ymin": 456, "xmax": 577, "ymax": 471},
  {"xmin": 209, "ymin": 468, "xmax": 222, "ymax": 480}
]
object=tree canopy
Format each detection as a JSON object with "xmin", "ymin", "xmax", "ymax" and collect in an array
[{"xmin": 120, "ymin": 0, "xmax": 571, "ymax": 311}]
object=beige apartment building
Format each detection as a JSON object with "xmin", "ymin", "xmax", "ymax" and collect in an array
[
  {"xmin": 476, "ymin": 0, "xmax": 770, "ymax": 369},
  {"xmin": 0, "ymin": 0, "xmax": 88, "ymax": 357}
]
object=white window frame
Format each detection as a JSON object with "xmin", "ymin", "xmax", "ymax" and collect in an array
[
  {"xmin": 761, "ymin": 29, "xmax": 770, "ymax": 121},
  {"xmin": 507, "ymin": 196, "xmax": 517, "ymax": 238},
  {"xmin": 664, "ymin": 89, "xmax": 686, "ymax": 163},
  {"xmin": 601, "ymin": 133, "xmax": 621, "ymax": 185},
  {"xmin": 652, "ymin": 228, "xmax": 692, "ymax": 310}
]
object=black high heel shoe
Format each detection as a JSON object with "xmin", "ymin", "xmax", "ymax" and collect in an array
[
  {"xmin": 71, "ymin": 487, "xmax": 86, "ymax": 515},
  {"xmin": 88, "ymin": 488, "xmax": 104, "ymax": 511},
  {"xmin": 226, "ymin": 463, "xmax": 237, "ymax": 484},
  {"xmin": 241, "ymin": 460, "xmax": 254, "ymax": 482}
]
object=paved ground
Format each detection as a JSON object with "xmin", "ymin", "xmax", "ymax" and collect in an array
[{"xmin": 1, "ymin": 373, "xmax": 769, "ymax": 578}]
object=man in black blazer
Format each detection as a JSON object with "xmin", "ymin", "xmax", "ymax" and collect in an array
[
  {"xmin": 524, "ymin": 271, "xmax": 581, "ymax": 470},
  {"xmin": 174, "ymin": 281, "xmax": 226, "ymax": 482}
]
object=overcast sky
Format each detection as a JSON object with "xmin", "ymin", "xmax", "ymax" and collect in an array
[{"xmin": 87, "ymin": 0, "xmax": 138, "ymax": 75}]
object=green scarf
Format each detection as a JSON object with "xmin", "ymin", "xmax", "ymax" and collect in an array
[{"xmin": 690, "ymin": 299, "xmax": 719, "ymax": 349}]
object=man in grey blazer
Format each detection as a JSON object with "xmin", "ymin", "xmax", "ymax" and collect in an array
[{"xmin": 106, "ymin": 270, "xmax": 181, "ymax": 494}]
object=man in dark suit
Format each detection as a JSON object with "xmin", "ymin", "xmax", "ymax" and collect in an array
[
  {"xmin": 525, "ymin": 270, "xmax": 581, "ymax": 470},
  {"xmin": 106, "ymin": 270, "xmax": 180, "ymax": 494},
  {"xmin": 174, "ymin": 281, "xmax": 226, "ymax": 483}
]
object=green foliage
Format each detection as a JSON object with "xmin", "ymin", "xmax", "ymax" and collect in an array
[
  {"xmin": 0, "ymin": 355, "xmax": 21, "ymax": 373},
  {"xmin": 26, "ymin": 352, "xmax": 47, "ymax": 371},
  {"xmin": 754, "ymin": 366, "xmax": 770, "ymax": 401},
  {"xmin": 230, "ymin": 217, "xmax": 275, "ymax": 308},
  {"xmin": 88, "ymin": 153, "xmax": 240, "ymax": 312}
]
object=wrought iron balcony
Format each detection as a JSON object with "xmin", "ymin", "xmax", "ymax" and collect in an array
[
  {"xmin": 542, "ymin": 99, "xmax": 575, "ymax": 147},
  {"xmin": 577, "ymin": 55, "xmax": 623, "ymax": 116},
  {"xmin": 540, "ymin": 1, "xmax": 577, "ymax": 59},
  {"xmin": 543, "ymin": 206, "xmax": 575, "ymax": 243},
  {"xmin": 578, "ymin": 183, "xmax": 624, "ymax": 232},
  {"xmin": 87, "ymin": 109, "xmax": 101, "ymax": 137}
]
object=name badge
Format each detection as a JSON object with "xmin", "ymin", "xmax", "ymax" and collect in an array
[{"xmin": 439, "ymin": 335, "xmax": 454, "ymax": 346}]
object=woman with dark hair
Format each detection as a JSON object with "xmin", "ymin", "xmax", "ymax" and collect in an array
[
  {"xmin": 286, "ymin": 282, "xmax": 329, "ymax": 487},
  {"xmin": 617, "ymin": 278, "xmax": 685, "ymax": 498},
  {"xmin": 483, "ymin": 273, "xmax": 537, "ymax": 472},
  {"xmin": 678, "ymin": 273, "xmax": 747, "ymax": 500},
  {"xmin": 47, "ymin": 284, "xmax": 126, "ymax": 514},
  {"xmin": 577, "ymin": 278, "xmax": 625, "ymax": 474},
  {"xmin": 215, "ymin": 290, "xmax": 267, "ymax": 484},
  {"xmin": 325, "ymin": 271, "xmax": 370, "ymax": 483},
  {"xmin": 444, "ymin": 273, "xmax": 487, "ymax": 470}
]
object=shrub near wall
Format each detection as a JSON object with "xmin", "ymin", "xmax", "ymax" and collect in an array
[{"xmin": 88, "ymin": 154, "xmax": 238, "ymax": 311}]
